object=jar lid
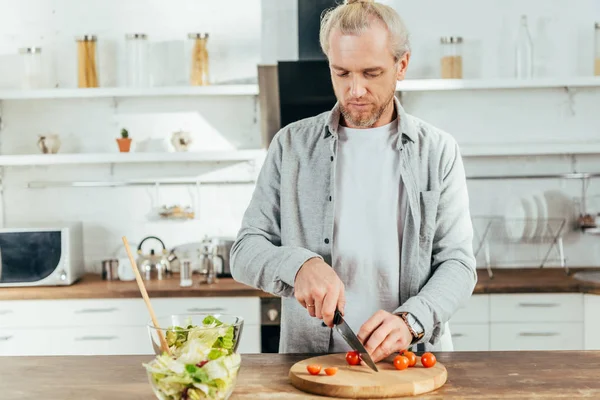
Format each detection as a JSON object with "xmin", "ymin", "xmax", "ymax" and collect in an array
[
  {"xmin": 19, "ymin": 47, "xmax": 42, "ymax": 54},
  {"xmin": 440, "ymin": 36, "xmax": 463, "ymax": 44},
  {"xmin": 126, "ymin": 33, "xmax": 148, "ymax": 40},
  {"xmin": 188, "ymin": 33, "xmax": 209, "ymax": 39},
  {"xmin": 76, "ymin": 35, "xmax": 97, "ymax": 42}
]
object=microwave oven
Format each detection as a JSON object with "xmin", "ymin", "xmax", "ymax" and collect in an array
[{"xmin": 0, "ymin": 222, "xmax": 84, "ymax": 287}]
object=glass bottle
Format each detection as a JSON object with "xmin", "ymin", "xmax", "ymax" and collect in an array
[
  {"xmin": 440, "ymin": 37, "xmax": 463, "ymax": 79},
  {"xmin": 19, "ymin": 47, "xmax": 43, "ymax": 89},
  {"xmin": 76, "ymin": 35, "xmax": 99, "ymax": 88},
  {"xmin": 125, "ymin": 33, "xmax": 150, "ymax": 87},
  {"xmin": 515, "ymin": 15, "xmax": 534, "ymax": 79},
  {"xmin": 188, "ymin": 33, "xmax": 210, "ymax": 86},
  {"xmin": 594, "ymin": 23, "xmax": 600, "ymax": 76}
]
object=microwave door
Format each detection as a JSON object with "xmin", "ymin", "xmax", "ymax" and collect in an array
[{"xmin": 0, "ymin": 231, "xmax": 62, "ymax": 284}]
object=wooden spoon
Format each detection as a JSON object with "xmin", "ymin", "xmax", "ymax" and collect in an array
[{"xmin": 122, "ymin": 236, "xmax": 170, "ymax": 355}]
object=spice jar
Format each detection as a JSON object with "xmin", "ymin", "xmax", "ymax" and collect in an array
[
  {"xmin": 595, "ymin": 23, "xmax": 600, "ymax": 76},
  {"xmin": 188, "ymin": 33, "xmax": 210, "ymax": 86},
  {"xmin": 19, "ymin": 47, "xmax": 43, "ymax": 89},
  {"xmin": 440, "ymin": 36, "xmax": 463, "ymax": 79},
  {"xmin": 76, "ymin": 35, "xmax": 99, "ymax": 88},
  {"xmin": 125, "ymin": 33, "xmax": 150, "ymax": 87}
]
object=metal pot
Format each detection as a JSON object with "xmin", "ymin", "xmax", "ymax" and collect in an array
[
  {"xmin": 137, "ymin": 236, "xmax": 170, "ymax": 280},
  {"xmin": 204, "ymin": 236, "xmax": 234, "ymax": 278}
]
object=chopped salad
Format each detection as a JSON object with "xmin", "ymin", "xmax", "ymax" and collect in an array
[{"xmin": 143, "ymin": 316, "xmax": 241, "ymax": 400}]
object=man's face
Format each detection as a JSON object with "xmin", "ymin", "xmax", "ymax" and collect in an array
[{"xmin": 327, "ymin": 20, "xmax": 410, "ymax": 128}]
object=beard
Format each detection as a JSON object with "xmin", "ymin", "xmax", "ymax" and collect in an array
[{"xmin": 339, "ymin": 88, "xmax": 396, "ymax": 128}]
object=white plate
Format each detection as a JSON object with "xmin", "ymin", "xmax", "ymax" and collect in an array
[
  {"xmin": 521, "ymin": 195, "xmax": 538, "ymax": 240},
  {"xmin": 504, "ymin": 196, "xmax": 527, "ymax": 241},
  {"xmin": 532, "ymin": 192, "xmax": 548, "ymax": 237}
]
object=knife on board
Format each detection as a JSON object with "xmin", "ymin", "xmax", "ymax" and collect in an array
[{"xmin": 323, "ymin": 309, "xmax": 379, "ymax": 372}]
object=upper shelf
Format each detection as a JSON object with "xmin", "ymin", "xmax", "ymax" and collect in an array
[
  {"xmin": 395, "ymin": 77, "xmax": 600, "ymax": 91},
  {"xmin": 1, "ymin": 77, "xmax": 599, "ymax": 100},
  {"xmin": 0, "ymin": 150, "xmax": 266, "ymax": 167},
  {"xmin": 0, "ymin": 85, "xmax": 259, "ymax": 100}
]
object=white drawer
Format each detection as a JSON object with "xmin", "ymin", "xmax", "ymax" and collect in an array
[
  {"xmin": 0, "ymin": 326, "xmax": 153, "ymax": 356},
  {"xmin": 152, "ymin": 297, "xmax": 261, "ymax": 325},
  {"xmin": 237, "ymin": 324, "xmax": 261, "ymax": 354},
  {"xmin": 584, "ymin": 294, "xmax": 600, "ymax": 350},
  {"xmin": 0, "ymin": 299, "xmax": 148, "ymax": 328},
  {"xmin": 449, "ymin": 323, "xmax": 490, "ymax": 351},
  {"xmin": 450, "ymin": 295, "xmax": 489, "ymax": 324},
  {"xmin": 490, "ymin": 322, "xmax": 583, "ymax": 351},
  {"xmin": 490, "ymin": 294, "xmax": 583, "ymax": 323}
]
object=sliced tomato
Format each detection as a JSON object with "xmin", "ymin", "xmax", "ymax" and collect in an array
[
  {"xmin": 306, "ymin": 364, "xmax": 322, "ymax": 375},
  {"xmin": 324, "ymin": 367, "xmax": 338, "ymax": 376}
]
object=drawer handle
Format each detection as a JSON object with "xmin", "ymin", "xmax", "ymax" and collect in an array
[
  {"xmin": 75, "ymin": 308, "xmax": 119, "ymax": 314},
  {"xmin": 518, "ymin": 332, "xmax": 560, "ymax": 337},
  {"xmin": 0, "ymin": 335, "xmax": 12, "ymax": 341},
  {"xmin": 74, "ymin": 336, "xmax": 118, "ymax": 341},
  {"xmin": 451, "ymin": 333, "xmax": 466, "ymax": 338},
  {"xmin": 518, "ymin": 303, "xmax": 559, "ymax": 308},
  {"xmin": 186, "ymin": 307, "xmax": 226, "ymax": 313}
]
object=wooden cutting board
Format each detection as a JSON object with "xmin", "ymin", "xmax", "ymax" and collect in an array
[{"xmin": 289, "ymin": 353, "xmax": 447, "ymax": 398}]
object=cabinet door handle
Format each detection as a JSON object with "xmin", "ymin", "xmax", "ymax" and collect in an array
[
  {"xmin": 186, "ymin": 307, "xmax": 226, "ymax": 313},
  {"xmin": 74, "ymin": 336, "xmax": 118, "ymax": 341},
  {"xmin": 518, "ymin": 303, "xmax": 559, "ymax": 308},
  {"xmin": 451, "ymin": 333, "xmax": 465, "ymax": 338},
  {"xmin": 75, "ymin": 307, "xmax": 119, "ymax": 314},
  {"xmin": 518, "ymin": 332, "xmax": 560, "ymax": 337},
  {"xmin": 0, "ymin": 335, "xmax": 12, "ymax": 341},
  {"xmin": 0, "ymin": 310, "xmax": 13, "ymax": 315}
]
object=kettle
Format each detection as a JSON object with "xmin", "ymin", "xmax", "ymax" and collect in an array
[{"xmin": 137, "ymin": 236, "xmax": 170, "ymax": 280}]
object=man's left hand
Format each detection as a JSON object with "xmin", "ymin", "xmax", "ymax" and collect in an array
[{"xmin": 357, "ymin": 310, "xmax": 413, "ymax": 363}]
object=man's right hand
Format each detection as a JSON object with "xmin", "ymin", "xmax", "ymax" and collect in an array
[{"xmin": 294, "ymin": 257, "xmax": 346, "ymax": 327}]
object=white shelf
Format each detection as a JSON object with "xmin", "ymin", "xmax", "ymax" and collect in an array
[
  {"xmin": 396, "ymin": 77, "xmax": 600, "ymax": 92},
  {"xmin": 460, "ymin": 142, "xmax": 600, "ymax": 157},
  {"xmin": 0, "ymin": 85, "xmax": 258, "ymax": 100},
  {"xmin": 0, "ymin": 150, "xmax": 265, "ymax": 167}
]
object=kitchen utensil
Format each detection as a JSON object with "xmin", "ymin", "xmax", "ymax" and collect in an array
[
  {"xmin": 122, "ymin": 236, "xmax": 169, "ymax": 355},
  {"xmin": 137, "ymin": 236, "xmax": 170, "ymax": 280},
  {"xmin": 330, "ymin": 309, "xmax": 378, "ymax": 372},
  {"xmin": 179, "ymin": 260, "xmax": 192, "ymax": 287},
  {"xmin": 206, "ymin": 236, "xmax": 234, "ymax": 278},
  {"xmin": 101, "ymin": 259, "xmax": 119, "ymax": 281},
  {"xmin": 532, "ymin": 192, "xmax": 548, "ymax": 237},
  {"xmin": 521, "ymin": 194, "xmax": 538, "ymax": 240},
  {"xmin": 289, "ymin": 353, "xmax": 447, "ymax": 399}
]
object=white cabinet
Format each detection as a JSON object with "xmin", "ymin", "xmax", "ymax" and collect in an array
[
  {"xmin": 0, "ymin": 297, "xmax": 261, "ymax": 356},
  {"xmin": 490, "ymin": 322, "xmax": 583, "ymax": 351},
  {"xmin": 490, "ymin": 293, "xmax": 583, "ymax": 323},
  {"xmin": 449, "ymin": 294, "xmax": 490, "ymax": 351},
  {"xmin": 584, "ymin": 294, "xmax": 600, "ymax": 350}
]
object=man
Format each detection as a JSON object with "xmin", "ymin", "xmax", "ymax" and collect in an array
[{"xmin": 231, "ymin": 0, "xmax": 476, "ymax": 361}]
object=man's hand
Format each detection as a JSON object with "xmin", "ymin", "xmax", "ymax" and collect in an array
[
  {"xmin": 357, "ymin": 310, "xmax": 414, "ymax": 363},
  {"xmin": 294, "ymin": 257, "xmax": 345, "ymax": 327}
]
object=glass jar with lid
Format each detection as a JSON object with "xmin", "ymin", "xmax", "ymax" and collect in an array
[
  {"xmin": 125, "ymin": 33, "xmax": 150, "ymax": 87},
  {"xmin": 188, "ymin": 33, "xmax": 210, "ymax": 86},
  {"xmin": 595, "ymin": 23, "xmax": 600, "ymax": 76},
  {"xmin": 76, "ymin": 35, "xmax": 99, "ymax": 88},
  {"xmin": 440, "ymin": 36, "xmax": 463, "ymax": 79},
  {"xmin": 18, "ymin": 47, "xmax": 43, "ymax": 89}
]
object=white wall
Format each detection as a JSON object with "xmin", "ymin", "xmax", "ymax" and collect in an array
[{"xmin": 0, "ymin": 0, "xmax": 599, "ymax": 274}]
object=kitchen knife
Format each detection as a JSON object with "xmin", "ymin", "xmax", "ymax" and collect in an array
[{"xmin": 329, "ymin": 309, "xmax": 379, "ymax": 372}]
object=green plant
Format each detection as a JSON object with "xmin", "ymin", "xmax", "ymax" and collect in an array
[{"xmin": 120, "ymin": 128, "xmax": 129, "ymax": 139}]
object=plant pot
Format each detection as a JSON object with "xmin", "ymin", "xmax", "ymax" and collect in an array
[{"xmin": 116, "ymin": 138, "xmax": 132, "ymax": 152}]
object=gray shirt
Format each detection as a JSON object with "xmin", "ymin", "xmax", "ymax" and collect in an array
[{"xmin": 230, "ymin": 97, "xmax": 477, "ymax": 353}]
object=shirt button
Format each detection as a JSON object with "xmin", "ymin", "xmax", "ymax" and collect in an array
[
  {"xmin": 324, "ymin": 238, "xmax": 330, "ymax": 244},
  {"xmin": 330, "ymin": 156, "xmax": 334, "ymax": 161},
  {"xmin": 328, "ymin": 196, "xmax": 332, "ymax": 201}
]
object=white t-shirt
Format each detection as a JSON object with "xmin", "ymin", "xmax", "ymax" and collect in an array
[{"xmin": 329, "ymin": 119, "xmax": 407, "ymax": 352}]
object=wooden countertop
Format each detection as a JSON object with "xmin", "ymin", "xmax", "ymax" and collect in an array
[
  {"xmin": 2, "ymin": 351, "xmax": 600, "ymax": 399},
  {"xmin": 1, "ymin": 267, "xmax": 599, "ymax": 301}
]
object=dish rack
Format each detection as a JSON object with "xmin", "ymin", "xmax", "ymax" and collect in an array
[{"xmin": 471, "ymin": 216, "xmax": 567, "ymax": 279}]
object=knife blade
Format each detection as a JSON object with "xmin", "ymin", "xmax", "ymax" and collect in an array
[{"xmin": 331, "ymin": 309, "xmax": 379, "ymax": 372}]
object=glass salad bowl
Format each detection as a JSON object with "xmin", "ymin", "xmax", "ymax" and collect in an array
[{"xmin": 144, "ymin": 314, "xmax": 244, "ymax": 400}]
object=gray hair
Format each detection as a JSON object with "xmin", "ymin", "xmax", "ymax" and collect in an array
[{"xmin": 319, "ymin": 0, "xmax": 411, "ymax": 61}]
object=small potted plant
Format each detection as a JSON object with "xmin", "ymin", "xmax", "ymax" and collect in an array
[{"xmin": 117, "ymin": 128, "xmax": 132, "ymax": 153}]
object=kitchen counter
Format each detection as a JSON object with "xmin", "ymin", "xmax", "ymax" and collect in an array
[
  {"xmin": 1, "ymin": 267, "xmax": 599, "ymax": 300},
  {"xmin": 3, "ymin": 351, "xmax": 600, "ymax": 399}
]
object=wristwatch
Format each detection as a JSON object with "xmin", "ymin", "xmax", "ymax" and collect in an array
[{"xmin": 399, "ymin": 312, "xmax": 424, "ymax": 343}]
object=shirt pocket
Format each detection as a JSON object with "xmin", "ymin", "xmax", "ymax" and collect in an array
[{"xmin": 419, "ymin": 190, "xmax": 440, "ymax": 242}]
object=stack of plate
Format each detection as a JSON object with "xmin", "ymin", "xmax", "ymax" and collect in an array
[{"xmin": 503, "ymin": 190, "xmax": 572, "ymax": 242}]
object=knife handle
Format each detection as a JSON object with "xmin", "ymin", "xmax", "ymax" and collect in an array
[{"xmin": 321, "ymin": 308, "xmax": 343, "ymax": 327}]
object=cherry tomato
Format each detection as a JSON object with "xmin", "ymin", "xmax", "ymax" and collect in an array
[
  {"xmin": 324, "ymin": 367, "xmax": 338, "ymax": 376},
  {"xmin": 393, "ymin": 355, "xmax": 409, "ymax": 370},
  {"xmin": 403, "ymin": 351, "xmax": 417, "ymax": 367},
  {"xmin": 306, "ymin": 364, "xmax": 322, "ymax": 375},
  {"xmin": 421, "ymin": 352, "xmax": 437, "ymax": 368},
  {"xmin": 346, "ymin": 351, "xmax": 361, "ymax": 366}
]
